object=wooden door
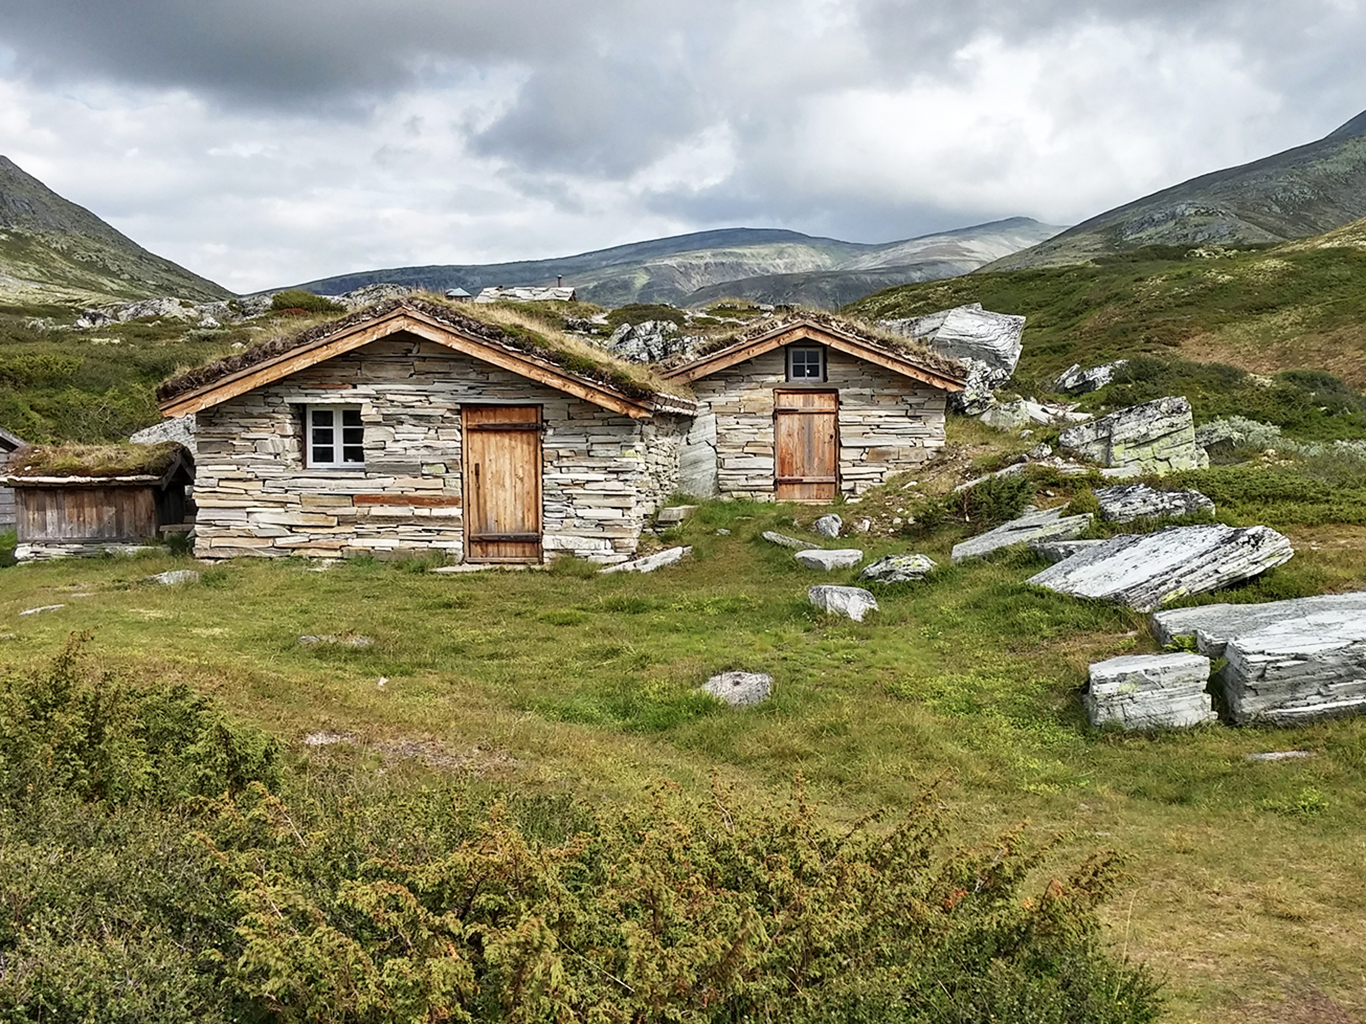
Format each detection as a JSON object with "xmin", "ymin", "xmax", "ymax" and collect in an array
[
  {"xmin": 774, "ymin": 390, "xmax": 839, "ymax": 501},
  {"xmin": 463, "ymin": 405, "xmax": 543, "ymax": 562}
]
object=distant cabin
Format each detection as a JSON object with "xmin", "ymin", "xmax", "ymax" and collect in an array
[
  {"xmin": 444, "ymin": 288, "xmax": 473, "ymax": 303},
  {"xmin": 474, "ymin": 286, "xmax": 577, "ymax": 304},
  {"xmin": 0, "ymin": 426, "xmax": 28, "ymax": 530},
  {"xmin": 3, "ymin": 443, "xmax": 195, "ymax": 561}
]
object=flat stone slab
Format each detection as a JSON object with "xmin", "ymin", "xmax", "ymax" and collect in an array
[
  {"xmin": 656, "ymin": 505, "xmax": 697, "ymax": 525},
  {"xmin": 1085, "ymin": 652, "xmax": 1216, "ymax": 730},
  {"xmin": 1222, "ymin": 610, "xmax": 1366, "ymax": 725},
  {"xmin": 701, "ymin": 671, "xmax": 772, "ymax": 707},
  {"xmin": 1150, "ymin": 591, "xmax": 1366, "ymax": 656},
  {"xmin": 1028, "ymin": 524, "xmax": 1293, "ymax": 613},
  {"xmin": 19, "ymin": 604, "xmax": 65, "ymax": 616},
  {"xmin": 600, "ymin": 546, "xmax": 691, "ymax": 574},
  {"xmin": 859, "ymin": 553, "xmax": 936, "ymax": 584},
  {"xmin": 1094, "ymin": 483, "xmax": 1214, "ymax": 524},
  {"xmin": 762, "ymin": 531, "xmax": 809, "ymax": 549},
  {"xmin": 147, "ymin": 569, "xmax": 201, "ymax": 586},
  {"xmin": 1030, "ymin": 539, "xmax": 1107, "ymax": 565},
  {"xmin": 951, "ymin": 507, "xmax": 1093, "ymax": 563},
  {"xmin": 808, "ymin": 585, "xmax": 879, "ymax": 622},
  {"xmin": 813, "ymin": 514, "xmax": 842, "ymax": 538},
  {"xmin": 795, "ymin": 548, "xmax": 864, "ymax": 570}
]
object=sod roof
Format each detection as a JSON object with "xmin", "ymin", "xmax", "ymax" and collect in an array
[{"xmin": 5, "ymin": 441, "xmax": 192, "ymax": 482}]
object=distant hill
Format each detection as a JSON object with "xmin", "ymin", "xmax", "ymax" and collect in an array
[
  {"xmin": 845, "ymin": 216, "xmax": 1366, "ymax": 392},
  {"xmin": 987, "ymin": 110, "xmax": 1366, "ymax": 271},
  {"xmin": 289, "ymin": 218, "xmax": 1064, "ymax": 309},
  {"xmin": 0, "ymin": 155, "xmax": 230, "ymax": 305}
]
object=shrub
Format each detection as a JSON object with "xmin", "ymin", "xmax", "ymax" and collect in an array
[{"xmin": 269, "ymin": 289, "xmax": 343, "ymax": 315}]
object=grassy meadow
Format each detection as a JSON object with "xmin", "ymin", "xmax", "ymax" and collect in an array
[{"xmin": 2, "ymin": 441, "xmax": 1365, "ymax": 1021}]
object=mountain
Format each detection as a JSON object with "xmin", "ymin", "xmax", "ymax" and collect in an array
[
  {"xmin": 987, "ymin": 109, "xmax": 1366, "ymax": 271},
  {"xmin": 289, "ymin": 218, "xmax": 1064, "ymax": 309},
  {"xmin": 0, "ymin": 155, "xmax": 230, "ymax": 305}
]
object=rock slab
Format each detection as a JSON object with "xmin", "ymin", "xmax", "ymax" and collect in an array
[
  {"xmin": 881, "ymin": 303, "xmax": 1026, "ymax": 415},
  {"xmin": 1053, "ymin": 360, "xmax": 1128, "ymax": 395},
  {"xmin": 762, "ymin": 531, "xmax": 809, "ymax": 549},
  {"xmin": 859, "ymin": 553, "xmax": 936, "ymax": 583},
  {"xmin": 1094, "ymin": 483, "xmax": 1214, "ymax": 524},
  {"xmin": 1085, "ymin": 653, "xmax": 1216, "ymax": 730},
  {"xmin": 147, "ymin": 569, "xmax": 201, "ymax": 586},
  {"xmin": 1028, "ymin": 524, "xmax": 1293, "ymax": 612},
  {"xmin": 808, "ymin": 585, "xmax": 879, "ymax": 622},
  {"xmin": 951, "ymin": 507, "xmax": 1094, "ymax": 563},
  {"xmin": 600, "ymin": 545, "xmax": 691, "ymax": 574},
  {"xmin": 1223, "ymin": 610, "xmax": 1366, "ymax": 724},
  {"xmin": 1058, "ymin": 396, "xmax": 1207, "ymax": 475},
  {"xmin": 795, "ymin": 548, "xmax": 864, "ymax": 570},
  {"xmin": 1150, "ymin": 591, "xmax": 1366, "ymax": 656},
  {"xmin": 1029, "ymin": 539, "xmax": 1107, "ymax": 564},
  {"xmin": 702, "ymin": 671, "xmax": 773, "ymax": 707}
]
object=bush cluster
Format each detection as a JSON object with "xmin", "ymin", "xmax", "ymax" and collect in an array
[{"xmin": 269, "ymin": 289, "xmax": 344, "ymax": 315}]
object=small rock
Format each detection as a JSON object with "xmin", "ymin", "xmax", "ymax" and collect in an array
[
  {"xmin": 813, "ymin": 514, "xmax": 843, "ymax": 538},
  {"xmin": 762, "ymin": 531, "xmax": 809, "ymax": 549},
  {"xmin": 715, "ymin": 528, "xmax": 731, "ymax": 536},
  {"xmin": 1027, "ymin": 443, "xmax": 1053, "ymax": 460},
  {"xmin": 795, "ymin": 549, "xmax": 864, "ymax": 570},
  {"xmin": 808, "ymin": 585, "xmax": 879, "ymax": 622},
  {"xmin": 19, "ymin": 604, "xmax": 65, "ymax": 616},
  {"xmin": 656, "ymin": 505, "xmax": 697, "ymax": 525},
  {"xmin": 1085, "ymin": 652, "xmax": 1217, "ymax": 730},
  {"xmin": 702, "ymin": 671, "xmax": 772, "ymax": 707},
  {"xmin": 1094, "ymin": 483, "xmax": 1214, "ymax": 525},
  {"xmin": 859, "ymin": 553, "xmax": 936, "ymax": 584},
  {"xmin": 951, "ymin": 507, "xmax": 1093, "ymax": 563},
  {"xmin": 600, "ymin": 545, "xmax": 692, "ymax": 574},
  {"xmin": 1245, "ymin": 750, "xmax": 1316, "ymax": 762},
  {"xmin": 303, "ymin": 731, "xmax": 355, "ymax": 747},
  {"xmin": 853, "ymin": 518, "xmax": 872, "ymax": 534},
  {"xmin": 146, "ymin": 569, "xmax": 201, "ymax": 586},
  {"xmin": 1054, "ymin": 360, "xmax": 1129, "ymax": 395},
  {"xmin": 298, "ymin": 634, "xmax": 374, "ymax": 648}
]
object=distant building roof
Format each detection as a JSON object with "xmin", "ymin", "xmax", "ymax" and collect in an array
[
  {"xmin": 474, "ymin": 286, "xmax": 577, "ymax": 304},
  {"xmin": 445, "ymin": 288, "xmax": 472, "ymax": 298}
]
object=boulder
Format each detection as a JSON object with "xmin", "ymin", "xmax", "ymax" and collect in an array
[
  {"xmin": 762, "ymin": 531, "xmax": 809, "ymax": 549},
  {"xmin": 950, "ymin": 507, "xmax": 1093, "ymax": 563},
  {"xmin": 1058, "ymin": 396, "xmax": 1207, "ymax": 475},
  {"xmin": 1029, "ymin": 538, "xmax": 1107, "ymax": 564},
  {"xmin": 130, "ymin": 414, "xmax": 196, "ymax": 451},
  {"xmin": 1084, "ymin": 653, "xmax": 1217, "ymax": 730},
  {"xmin": 600, "ymin": 545, "xmax": 692, "ymax": 574},
  {"xmin": 795, "ymin": 549, "xmax": 864, "ymax": 570},
  {"xmin": 147, "ymin": 569, "xmax": 201, "ymax": 586},
  {"xmin": 1222, "ymin": 610, "xmax": 1366, "ymax": 724},
  {"xmin": 813, "ymin": 513, "xmax": 842, "ymax": 538},
  {"xmin": 858, "ymin": 553, "xmax": 936, "ymax": 583},
  {"xmin": 1094, "ymin": 483, "xmax": 1215, "ymax": 524},
  {"xmin": 807, "ymin": 585, "xmax": 879, "ymax": 622},
  {"xmin": 1053, "ymin": 360, "xmax": 1128, "ymax": 396},
  {"xmin": 979, "ymin": 399, "xmax": 1091, "ymax": 432},
  {"xmin": 1028, "ymin": 524, "xmax": 1294, "ymax": 612},
  {"xmin": 881, "ymin": 303, "xmax": 1025, "ymax": 415},
  {"xmin": 702, "ymin": 671, "xmax": 773, "ymax": 707},
  {"xmin": 1151, "ymin": 591, "xmax": 1366, "ymax": 656},
  {"xmin": 607, "ymin": 320, "xmax": 703, "ymax": 363}
]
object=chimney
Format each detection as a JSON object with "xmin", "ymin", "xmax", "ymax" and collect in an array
[{"xmin": 557, "ymin": 275, "xmax": 563, "ymax": 288}]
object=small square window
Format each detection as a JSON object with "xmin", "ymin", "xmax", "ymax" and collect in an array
[
  {"xmin": 307, "ymin": 405, "xmax": 365, "ymax": 468},
  {"xmin": 787, "ymin": 347, "xmax": 825, "ymax": 381}
]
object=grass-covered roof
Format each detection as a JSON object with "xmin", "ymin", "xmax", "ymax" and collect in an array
[{"xmin": 5, "ymin": 441, "xmax": 190, "ymax": 480}]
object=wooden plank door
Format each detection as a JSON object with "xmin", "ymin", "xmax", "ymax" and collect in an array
[
  {"xmin": 774, "ymin": 390, "xmax": 839, "ymax": 501},
  {"xmin": 463, "ymin": 405, "xmax": 543, "ymax": 563}
]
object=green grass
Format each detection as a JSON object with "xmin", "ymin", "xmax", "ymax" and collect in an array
[{"xmin": 1, "ymin": 469, "xmax": 1365, "ymax": 1021}]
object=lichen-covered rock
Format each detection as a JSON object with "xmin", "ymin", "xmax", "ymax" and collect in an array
[
  {"xmin": 950, "ymin": 507, "xmax": 1093, "ymax": 563},
  {"xmin": 1028, "ymin": 524, "xmax": 1293, "ymax": 612},
  {"xmin": 1053, "ymin": 360, "xmax": 1128, "ymax": 395},
  {"xmin": 1150, "ymin": 591, "xmax": 1366, "ymax": 656},
  {"xmin": 607, "ymin": 320, "xmax": 703, "ymax": 363},
  {"xmin": 880, "ymin": 303, "xmax": 1025, "ymax": 415},
  {"xmin": 813, "ymin": 514, "xmax": 842, "ymax": 538},
  {"xmin": 1094, "ymin": 483, "xmax": 1214, "ymax": 524},
  {"xmin": 702, "ymin": 671, "xmax": 773, "ymax": 707},
  {"xmin": 1085, "ymin": 653, "xmax": 1217, "ymax": 730},
  {"xmin": 858, "ymin": 553, "xmax": 936, "ymax": 583},
  {"xmin": 808, "ymin": 585, "xmax": 879, "ymax": 622},
  {"xmin": 795, "ymin": 549, "xmax": 864, "ymax": 570},
  {"xmin": 1222, "ymin": 610, "xmax": 1366, "ymax": 724},
  {"xmin": 1058, "ymin": 396, "xmax": 1207, "ymax": 475}
]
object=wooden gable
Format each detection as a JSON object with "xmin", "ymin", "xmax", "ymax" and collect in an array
[
  {"xmin": 662, "ymin": 318, "xmax": 965, "ymax": 392},
  {"xmin": 158, "ymin": 305, "xmax": 678, "ymax": 420}
]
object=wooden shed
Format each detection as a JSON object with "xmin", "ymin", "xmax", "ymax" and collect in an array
[
  {"xmin": 0, "ymin": 426, "xmax": 29, "ymax": 530},
  {"xmin": 3, "ymin": 442, "xmax": 194, "ymax": 561}
]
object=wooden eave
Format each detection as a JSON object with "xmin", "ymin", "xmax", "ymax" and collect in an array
[
  {"xmin": 662, "ymin": 320, "xmax": 965, "ymax": 393},
  {"xmin": 157, "ymin": 306, "xmax": 683, "ymax": 420}
]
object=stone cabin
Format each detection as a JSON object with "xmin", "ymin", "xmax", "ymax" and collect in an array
[
  {"xmin": 662, "ymin": 316, "xmax": 965, "ymax": 501},
  {"xmin": 155, "ymin": 299, "xmax": 695, "ymax": 564}
]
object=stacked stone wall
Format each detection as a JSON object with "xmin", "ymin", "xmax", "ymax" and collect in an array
[
  {"xmin": 684, "ymin": 348, "xmax": 948, "ymax": 499},
  {"xmin": 193, "ymin": 335, "xmax": 664, "ymax": 562}
]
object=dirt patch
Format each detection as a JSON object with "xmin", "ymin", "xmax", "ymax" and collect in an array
[
  {"xmin": 1180, "ymin": 325, "xmax": 1366, "ymax": 389},
  {"xmin": 1236, "ymin": 985, "xmax": 1364, "ymax": 1024}
]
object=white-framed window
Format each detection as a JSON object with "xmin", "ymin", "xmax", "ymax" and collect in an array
[
  {"xmin": 786, "ymin": 346, "xmax": 825, "ymax": 382},
  {"xmin": 306, "ymin": 405, "xmax": 365, "ymax": 468}
]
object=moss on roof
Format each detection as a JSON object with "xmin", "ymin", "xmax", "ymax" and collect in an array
[
  {"xmin": 156, "ymin": 295, "xmax": 688, "ymax": 405},
  {"xmin": 680, "ymin": 309, "xmax": 967, "ymax": 381},
  {"xmin": 7, "ymin": 441, "xmax": 189, "ymax": 479}
]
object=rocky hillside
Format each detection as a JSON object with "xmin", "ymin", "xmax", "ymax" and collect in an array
[
  {"xmin": 0, "ymin": 155, "xmax": 230, "ymax": 305},
  {"xmin": 988, "ymin": 110, "xmax": 1366, "ymax": 270},
  {"xmin": 290, "ymin": 218, "xmax": 1064, "ymax": 309}
]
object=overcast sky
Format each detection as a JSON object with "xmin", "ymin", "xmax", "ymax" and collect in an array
[{"xmin": 2, "ymin": 0, "xmax": 1364, "ymax": 293}]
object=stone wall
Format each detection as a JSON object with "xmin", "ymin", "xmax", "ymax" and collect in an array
[
  {"xmin": 682, "ymin": 348, "xmax": 947, "ymax": 499},
  {"xmin": 193, "ymin": 334, "xmax": 672, "ymax": 562}
]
